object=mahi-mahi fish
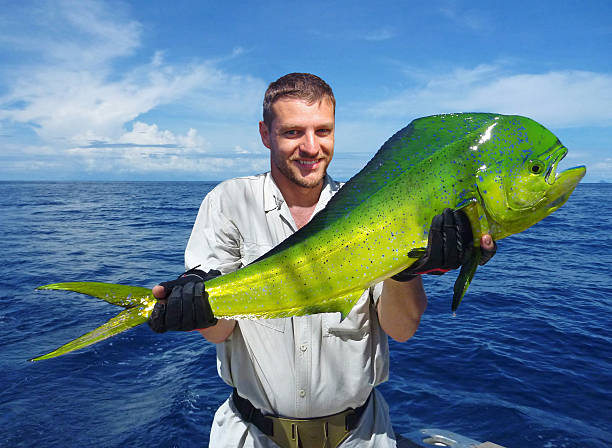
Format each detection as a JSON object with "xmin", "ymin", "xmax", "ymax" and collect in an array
[{"xmin": 32, "ymin": 113, "xmax": 586, "ymax": 361}]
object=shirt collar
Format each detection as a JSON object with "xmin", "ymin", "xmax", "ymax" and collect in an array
[
  {"xmin": 263, "ymin": 172, "xmax": 284, "ymax": 213},
  {"xmin": 263, "ymin": 171, "xmax": 336, "ymax": 214}
]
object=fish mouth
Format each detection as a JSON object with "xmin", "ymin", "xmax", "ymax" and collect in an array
[
  {"xmin": 545, "ymin": 146, "xmax": 568, "ymax": 185},
  {"xmin": 544, "ymin": 145, "xmax": 586, "ymax": 191},
  {"xmin": 544, "ymin": 163, "xmax": 586, "ymax": 211},
  {"xmin": 539, "ymin": 145, "xmax": 585, "ymax": 211}
]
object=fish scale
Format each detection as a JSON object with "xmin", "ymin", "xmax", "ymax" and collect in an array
[{"xmin": 32, "ymin": 113, "xmax": 586, "ymax": 360}]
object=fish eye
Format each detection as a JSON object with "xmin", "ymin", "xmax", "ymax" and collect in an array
[{"xmin": 528, "ymin": 160, "xmax": 545, "ymax": 175}]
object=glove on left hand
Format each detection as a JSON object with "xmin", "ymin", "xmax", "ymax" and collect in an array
[
  {"xmin": 148, "ymin": 268, "xmax": 221, "ymax": 333},
  {"xmin": 392, "ymin": 208, "xmax": 488, "ymax": 282}
]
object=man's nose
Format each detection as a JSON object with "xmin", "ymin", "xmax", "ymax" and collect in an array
[{"xmin": 299, "ymin": 131, "xmax": 318, "ymax": 156}]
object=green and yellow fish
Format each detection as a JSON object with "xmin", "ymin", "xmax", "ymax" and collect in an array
[{"xmin": 33, "ymin": 113, "xmax": 586, "ymax": 361}]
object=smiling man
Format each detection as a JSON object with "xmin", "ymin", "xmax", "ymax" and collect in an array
[
  {"xmin": 259, "ymin": 86, "xmax": 335, "ymax": 227},
  {"xmin": 150, "ymin": 73, "xmax": 495, "ymax": 447}
]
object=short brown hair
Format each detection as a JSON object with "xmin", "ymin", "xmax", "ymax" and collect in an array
[{"xmin": 263, "ymin": 73, "xmax": 335, "ymax": 126}]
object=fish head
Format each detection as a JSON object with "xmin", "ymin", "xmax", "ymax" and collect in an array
[{"xmin": 474, "ymin": 115, "xmax": 586, "ymax": 238}]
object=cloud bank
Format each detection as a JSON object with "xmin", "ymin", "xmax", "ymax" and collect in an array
[
  {"xmin": 0, "ymin": 0, "xmax": 266, "ymax": 179},
  {"xmin": 365, "ymin": 64, "xmax": 612, "ymax": 129},
  {"xmin": 0, "ymin": 2, "xmax": 609, "ymax": 180}
]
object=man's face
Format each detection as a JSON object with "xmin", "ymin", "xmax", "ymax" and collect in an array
[{"xmin": 259, "ymin": 97, "xmax": 335, "ymax": 190}]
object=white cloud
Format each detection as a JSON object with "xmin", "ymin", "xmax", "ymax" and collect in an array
[
  {"xmin": 151, "ymin": 51, "xmax": 165, "ymax": 67},
  {"xmin": 60, "ymin": 120, "xmax": 269, "ymax": 177},
  {"xmin": 589, "ymin": 158, "xmax": 612, "ymax": 180},
  {"xmin": 0, "ymin": 0, "xmax": 140, "ymax": 67},
  {"xmin": 365, "ymin": 65, "xmax": 612, "ymax": 129},
  {"xmin": 59, "ymin": 0, "xmax": 141, "ymax": 64},
  {"xmin": 0, "ymin": 0, "xmax": 267, "ymax": 179},
  {"xmin": 119, "ymin": 122, "xmax": 206, "ymax": 150},
  {"xmin": 437, "ymin": 2, "xmax": 489, "ymax": 31},
  {"xmin": 1, "ymin": 62, "xmax": 216, "ymax": 144},
  {"xmin": 66, "ymin": 143, "xmax": 269, "ymax": 176},
  {"xmin": 0, "ymin": 0, "xmax": 207, "ymax": 145},
  {"xmin": 308, "ymin": 26, "xmax": 395, "ymax": 43},
  {"xmin": 232, "ymin": 145, "xmax": 266, "ymax": 155},
  {"xmin": 363, "ymin": 28, "xmax": 395, "ymax": 41},
  {"xmin": 591, "ymin": 158, "xmax": 612, "ymax": 169}
]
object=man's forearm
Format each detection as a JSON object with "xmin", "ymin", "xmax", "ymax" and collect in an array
[
  {"xmin": 198, "ymin": 318, "xmax": 237, "ymax": 343},
  {"xmin": 377, "ymin": 276, "xmax": 427, "ymax": 342}
]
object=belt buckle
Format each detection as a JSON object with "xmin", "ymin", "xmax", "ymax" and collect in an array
[{"xmin": 269, "ymin": 413, "xmax": 351, "ymax": 448}]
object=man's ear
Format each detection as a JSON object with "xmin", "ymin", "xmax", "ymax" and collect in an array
[{"xmin": 259, "ymin": 121, "xmax": 271, "ymax": 149}]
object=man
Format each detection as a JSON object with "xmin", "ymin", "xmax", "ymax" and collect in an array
[{"xmin": 150, "ymin": 73, "xmax": 496, "ymax": 447}]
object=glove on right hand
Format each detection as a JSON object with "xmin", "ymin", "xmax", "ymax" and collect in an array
[{"xmin": 148, "ymin": 268, "xmax": 221, "ymax": 333}]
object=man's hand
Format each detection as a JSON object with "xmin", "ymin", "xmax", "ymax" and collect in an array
[
  {"xmin": 149, "ymin": 268, "xmax": 221, "ymax": 333},
  {"xmin": 392, "ymin": 208, "xmax": 496, "ymax": 282}
]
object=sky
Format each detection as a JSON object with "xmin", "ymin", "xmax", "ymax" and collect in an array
[{"xmin": 0, "ymin": 0, "xmax": 610, "ymax": 182}]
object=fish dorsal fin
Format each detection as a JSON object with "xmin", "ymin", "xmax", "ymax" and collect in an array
[{"xmin": 253, "ymin": 113, "xmax": 500, "ymax": 264}]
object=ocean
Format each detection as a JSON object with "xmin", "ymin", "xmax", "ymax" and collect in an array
[{"xmin": 0, "ymin": 181, "xmax": 610, "ymax": 447}]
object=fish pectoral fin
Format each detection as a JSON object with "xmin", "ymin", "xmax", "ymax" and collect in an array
[
  {"xmin": 407, "ymin": 248, "xmax": 427, "ymax": 258},
  {"xmin": 37, "ymin": 282, "xmax": 154, "ymax": 308},
  {"xmin": 454, "ymin": 198, "xmax": 491, "ymax": 238},
  {"xmin": 454, "ymin": 197, "xmax": 478, "ymax": 211},
  {"xmin": 451, "ymin": 247, "xmax": 481, "ymax": 313},
  {"xmin": 29, "ymin": 305, "xmax": 150, "ymax": 361}
]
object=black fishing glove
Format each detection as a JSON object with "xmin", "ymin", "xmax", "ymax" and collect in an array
[
  {"xmin": 148, "ymin": 268, "xmax": 222, "ymax": 333},
  {"xmin": 392, "ymin": 208, "xmax": 496, "ymax": 282}
]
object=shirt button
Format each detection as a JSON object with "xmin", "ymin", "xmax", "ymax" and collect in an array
[
  {"xmin": 299, "ymin": 389, "xmax": 306, "ymax": 398},
  {"xmin": 300, "ymin": 344, "xmax": 308, "ymax": 352}
]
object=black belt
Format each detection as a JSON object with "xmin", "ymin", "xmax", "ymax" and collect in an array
[{"xmin": 231, "ymin": 388, "xmax": 370, "ymax": 437}]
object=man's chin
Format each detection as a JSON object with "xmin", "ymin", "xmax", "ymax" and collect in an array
[
  {"xmin": 272, "ymin": 161, "xmax": 327, "ymax": 190},
  {"xmin": 292, "ymin": 171, "xmax": 326, "ymax": 189}
]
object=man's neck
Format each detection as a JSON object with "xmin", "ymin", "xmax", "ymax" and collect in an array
[{"xmin": 271, "ymin": 172, "xmax": 325, "ymax": 229}]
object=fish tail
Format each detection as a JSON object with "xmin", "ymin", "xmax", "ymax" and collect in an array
[
  {"xmin": 37, "ymin": 282, "xmax": 154, "ymax": 307},
  {"xmin": 32, "ymin": 282, "xmax": 155, "ymax": 361}
]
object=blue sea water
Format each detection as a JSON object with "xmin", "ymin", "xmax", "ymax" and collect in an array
[{"xmin": 0, "ymin": 181, "xmax": 610, "ymax": 448}]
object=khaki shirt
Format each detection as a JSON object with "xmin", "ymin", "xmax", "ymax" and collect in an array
[{"xmin": 185, "ymin": 172, "xmax": 396, "ymax": 446}]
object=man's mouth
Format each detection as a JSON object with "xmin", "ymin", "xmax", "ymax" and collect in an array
[{"xmin": 296, "ymin": 159, "xmax": 320, "ymax": 168}]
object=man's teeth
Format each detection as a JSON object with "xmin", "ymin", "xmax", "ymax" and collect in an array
[{"xmin": 298, "ymin": 160, "xmax": 317, "ymax": 165}]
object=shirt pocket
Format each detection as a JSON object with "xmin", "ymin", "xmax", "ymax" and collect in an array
[
  {"xmin": 322, "ymin": 289, "xmax": 372, "ymax": 340},
  {"xmin": 322, "ymin": 312, "xmax": 367, "ymax": 340},
  {"xmin": 251, "ymin": 317, "xmax": 287, "ymax": 333}
]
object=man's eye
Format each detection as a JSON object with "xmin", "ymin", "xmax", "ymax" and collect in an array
[
  {"xmin": 284, "ymin": 130, "xmax": 299, "ymax": 137},
  {"xmin": 317, "ymin": 129, "xmax": 331, "ymax": 136}
]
